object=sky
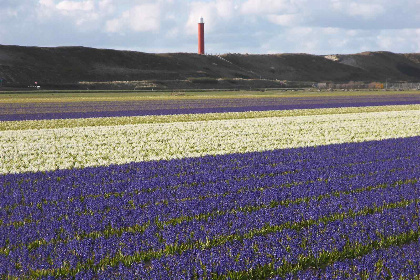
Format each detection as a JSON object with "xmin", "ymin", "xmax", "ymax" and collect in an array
[{"xmin": 0, "ymin": 0, "xmax": 419, "ymax": 55}]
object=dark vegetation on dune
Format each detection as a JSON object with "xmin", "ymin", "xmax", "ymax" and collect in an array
[{"xmin": 0, "ymin": 45, "xmax": 419, "ymax": 89}]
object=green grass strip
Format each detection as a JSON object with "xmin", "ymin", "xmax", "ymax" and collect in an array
[
  {"xmin": 165, "ymin": 178, "xmax": 417, "ymax": 227},
  {"xmin": 4, "ymin": 147, "xmax": 398, "ymax": 212},
  {"xmin": 1, "ymin": 177, "xmax": 416, "ymax": 256},
  {"xmin": 1, "ymin": 161, "xmax": 413, "ymax": 225},
  {"xmin": 14, "ymin": 198, "xmax": 420, "ymax": 279},
  {"xmin": 1, "ymin": 104, "xmax": 419, "ymax": 131},
  {"xmin": 213, "ymin": 230, "xmax": 420, "ymax": 280},
  {"xmin": 1, "ymin": 90, "xmax": 417, "ymax": 103}
]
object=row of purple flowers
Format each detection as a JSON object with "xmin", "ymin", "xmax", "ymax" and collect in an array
[
  {"xmin": 0, "ymin": 137, "xmax": 419, "ymax": 278},
  {"xmin": 2, "ymin": 94, "xmax": 420, "ymax": 121}
]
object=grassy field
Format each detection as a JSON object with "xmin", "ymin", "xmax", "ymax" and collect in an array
[{"xmin": 0, "ymin": 90, "xmax": 419, "ymax": 103}]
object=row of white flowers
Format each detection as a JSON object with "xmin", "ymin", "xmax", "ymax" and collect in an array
[
  {"xmin": 2, "ymin": 104, "xmax": 420, "ymax": 131},
  {"xmin": 1, "ymin": 109, "xmax": 419, "ymax": 174}
]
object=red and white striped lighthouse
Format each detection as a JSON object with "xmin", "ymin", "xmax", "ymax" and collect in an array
[{"xmin": 198, "ymin": 17, "xmax": 205, "ymax": 55}]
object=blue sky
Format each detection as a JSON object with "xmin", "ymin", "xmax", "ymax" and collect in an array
[{"xmin": 0, "ymin": 0, "xmax": 419, "ymax": 54}]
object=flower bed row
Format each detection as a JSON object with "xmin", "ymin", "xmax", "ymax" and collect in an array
[
  {"xmin": 1, "ymin": 93, "xmax": 419, "ymax": 121},
  {"xmin": 1, "ymin": 109, "xmax": 420, "ymax": 174},
  {"xmin": 0, "ymin": 137, "xmax": 419, "ymax": 279}
]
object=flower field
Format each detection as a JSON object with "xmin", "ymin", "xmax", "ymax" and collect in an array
[
  {"xmin": 1, "ymin": 91, "xmax": 420, "ymax": 121},
  {"xmin": 0, "ymin": 91, "xmax": 420, "ymax": 279}
]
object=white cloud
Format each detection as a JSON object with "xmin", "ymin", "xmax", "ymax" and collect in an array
[
  {"xmin": 105, "ymin": 3, "xmax": 161, "ymax": 33},
  {"xmin": 56, "ymin": 0, "xmax": 94, "ymax": 12},
  {"xmin": 330, "ymin": 1, "xmax": 386, "ymax": 19},
  {"xmin": 166, "ymin": 27, "xmax": 179, "ymax": 38},
  {"xmin": 327, "ymin": 38, "xmax": 348, "ymax": 48},
  {"xmin": 129, "ymin": 4, "xmax": 161, "ymax": 32},
  {"xmin": 322, "ymin": 27, "xmax": 340, "ymax": 35},
  {"xmin": 330, "ymin": 0, "xmax": 343, "ymax": 10},
  {"xmin": 185, "ymin": 0, "xmax": 235, "ymax": 35},
  {"xmin": 39, "ymin": 0, "xmax": 55, "ymax": 8},
  {"xmin": 98, "ymin": 0, "xmax": 116, "ymax": 15},
  {"xmin": 0, "ymin": 0, "xmax": 419, "ymax": 54},
  {"xmin": 346, "ymin": 29, "xmax": 359, "ymax": 36},
  {"xmin": 348, "ymin": 2, "xmax": 385, "ymax": 19},
  {"xmin": 5, "ymin": 8, "xmax": 18, "ymax": 17},
  {"xmin": 105, "ymin": 18, "xmax": 122, "ymax": 33},
  {"xmin": 215, "ymin": 0, "xmax": 235, "ymax": 18},
  {"xmin": 377, "ymin": 29, "xmax": 420, "ymax": 52},
  {"xmin": 37, "ymin": 0, "xmax": 99, "ymax": 26},
  {"xmin": 417, "ymin": 29, "xmax": 420, "ymax": 51},
  {"xmin": 289, "ymin": 27, "xmax": 313, "ymax": 37},
  {"xmin": 267, "ymin": 14, "xmax": 301, "ymax": 26},
  {"xmin": 240, "ymin": 0, "xmax": 290, "ymax": 15}
]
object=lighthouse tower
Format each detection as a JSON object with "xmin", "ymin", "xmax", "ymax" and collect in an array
[{"xmin": 198, "ymin": 17, "xmax": 205, "ymax": 55}]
